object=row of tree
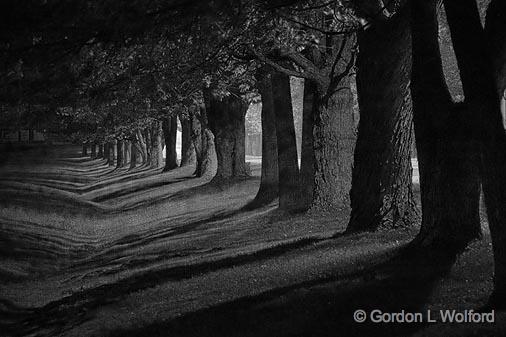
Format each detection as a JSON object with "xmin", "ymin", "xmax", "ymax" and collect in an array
[{"xmin": 0, "ymin": 0, "xmax": 505, "ymax": 305}]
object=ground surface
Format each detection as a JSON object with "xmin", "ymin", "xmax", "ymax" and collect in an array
[{"xmin": 0, "ymin": 144, "xmax": 504, "ymax": 337}]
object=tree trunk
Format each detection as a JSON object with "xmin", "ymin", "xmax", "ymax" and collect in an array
[
  {"xmin": 130, "ymin": 140, "xmax": 138, "ymax": 169},
  {"xmin": 300, "ymin": 79, "xmax": 316, "ymax": 210},
  {"xmin": 135, "ymin": 130, "xmax": 147, "ymax": 165},
  {"xmin": 82, "ymin": 142, "xmax": 88, "ymax": 157},
  {"xmin": 271, "ymin": 71, "xmax": 300, "ymax": 210},
  {"xmin": 97, "ymin": 143, "xmax": 104, "ymax": 158},
  {"xmin": 180, "ymin": 117, "xmax": 196, "ymax": 167},
  {"xmin": 111, "ymin": 140, "xmax": 117, "ymax": 166},
  {"xmin": 191, "ymin": 106, "xmax": 216, "ymax": 177},
  {"xmin": 251, "ymin": 69, "xmax": 279, "ymax": 207},
  {"xmin": 150, "ymin": 121, "xmax": 164, "ymax": 168},
  {"xmin": 104, "ymin": 142, "xmax": 110, "ymax": 164},
  {"xmin": 90, "ymin": 142, "xmax": 97, "ymax": 159},
  {"xmin": 482, "ymin": 0, "xmax": 506, "ymax": 308},
  {"xmin": 410, "ymin": 0, "xmax": 481, "ymax": 252},
  {"xmin": 124, "ymin": 140, "xmax": 131, "ymax": 166},
  {"xmin": 442, "ymin": 0, "xmax": 506, "ymax": 306},
  {"xmin": 116, "ymin": 140, "xmax": 124, "ymax": 167},
  {"xmin": 348, "ymin": 5, "xmax": 416, "ymax": 232},
  {"xmin": 163, "ymin": 116, "xmax": 179, "ymax": 171},
  {"xmin": 207, "ymin": 90, "xmax": 249, "ymax": 182}
]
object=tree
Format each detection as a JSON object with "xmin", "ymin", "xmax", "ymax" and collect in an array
[
  {"xmin": 206, "ymin": 88, "xmax": 250, "ymax": 182},
  {"xmin": 410, "ymin": 0, "xmax": 482, "ymax": 253},
  {"xmin": 249, "ymin": 67, "xmax": 279, "ymax": 208},
  {"xmin": 163, "ymin": 116, "xmax": 179, "ymax": 171},
  {"xmin": 348, "ymin": 4, "xmax": 416, "ymax": 232}
]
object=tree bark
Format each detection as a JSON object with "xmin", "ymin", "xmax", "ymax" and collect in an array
[
  {"xmin": 270, "ymin": 71, "xmax": 301, "ymax": 210},
  {"xmin": 135, "ymin": 130, "xmax": 147, "ymax": 165},
  {"xmin": 410, "ymin": 0, "xmax": 481, "ymax": 252},
  {"xmin": 207, "ymin": 89, "xmax": 250, "ymax": 182},
  {"xmin": 348, "ymin": 5, "xmax": 416, "ymax": 232},
  {"xmin": 300, "ymin": 79, "xmax": 316, "ymax": 210},
  {"xmin": 191, "ymin": 106, "xmax": 216, "ymax": 177},
  {"xmin": 251, "ymin": 68, "xmax": 279, "ymax": 207},
  {"xmin": 482, "ymin": 0, "xmax": 506, "ymax": 306},
  {"xmin": 163, "ymin": 116, "xmax": 179, "ymax": 171},
  {"xmin": 309, "ymin": 81, "xmax": 356, "ymax": 212},
  {"xmin": 150, "ymin": 121, "xmax": 164, "ymax": 168},
  {"xmin": 180, "ymin": 117, "xmax": 196, "ymax": 167},
  {"xmin": 442, "ymin": 0, "xmax": 506, "ymax": 306}
]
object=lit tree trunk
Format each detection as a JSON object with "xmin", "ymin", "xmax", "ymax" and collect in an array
[
  {"xmin": 191, "ymin": 106, "xmax": 217, "ymax": 177},
  {"xmin": 271, "ymin": 71, "xmax": 300, "ymax": 210},
  {"xmin": 180, "ymin": 117, "xmax": 196, "ymax": 167},
  {"xmin": 251, "ymin": 68, "xmax": 279, "ymax": 207},
  {"xmin": 410, "ymin": 0, "xmax": 481, "ymax": 252},
  {"xmin": 309, "ymin": 82, "xmax": 355, "ymax": 212},
  {"xmin": 135, "ymin": 130, "xmax": 147, "ymax": 165},
  {"xmin": 207, "ymin": 89, "xmax": 249, "ymax": 182},
  {"xmin": 348, "ymin": 5, "xmax": 416, "ymax": 232},
  {"xmin": 150, "ymin": 121, "xmax": 164, "ymax": 168},
  {"xmin": 163, "ymin": 116, "xmax": 178, "ymax": 171},
  {"xmin": 116, "ymin": 140, "xmax": 124, "ymax": 168}
]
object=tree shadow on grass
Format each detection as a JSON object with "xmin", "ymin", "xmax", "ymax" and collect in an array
[{"xmin": 107, "ymin": 246, "xmax": 461, "ymax": 337}]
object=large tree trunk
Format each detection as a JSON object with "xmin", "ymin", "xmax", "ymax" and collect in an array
[
  {"xmin": 271, "ymin": 72, "xmax": 301, "ymax": 210},
  {"xmin": 309, "ymin": 82, "xmax": 355, "ymax": 212},
  {"xmin": 251, "ymin": 69, "xmax": 279, "ymax": 207},
  {"xmin": 191, "ymin": 106, "xmax": 216, "ymax": 177},
  {"xmin": 207, "ymin": 90, "xmax": 249, "ymax": 182},
  {"xmin": 442, "ymin": 0, "xmax": 506, "ymax": 306},
  {"xmin": 410, "ymin": 0, "xmax": 481, "ymax": 252},
  {"xmin": 163, "ymin": 116, "xmax": 179, "ymax": 171},
  {"xmin": 150, "ymin": 121, "xmax": 164, "ymax": 168},
  {"xmin": 348, "ymin": 5, "xmax": 416, "ymax": 232},
  {"xmin": 180, "ymin": 117, "xmax": 196, "ymax": 167},
  {"xmin": 300, "ymin": 79, "xmax": 316, "ymax": 211},
  {"xmin": 482, "ymin": 0, "xmax": 506, "ymax": 307}
]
